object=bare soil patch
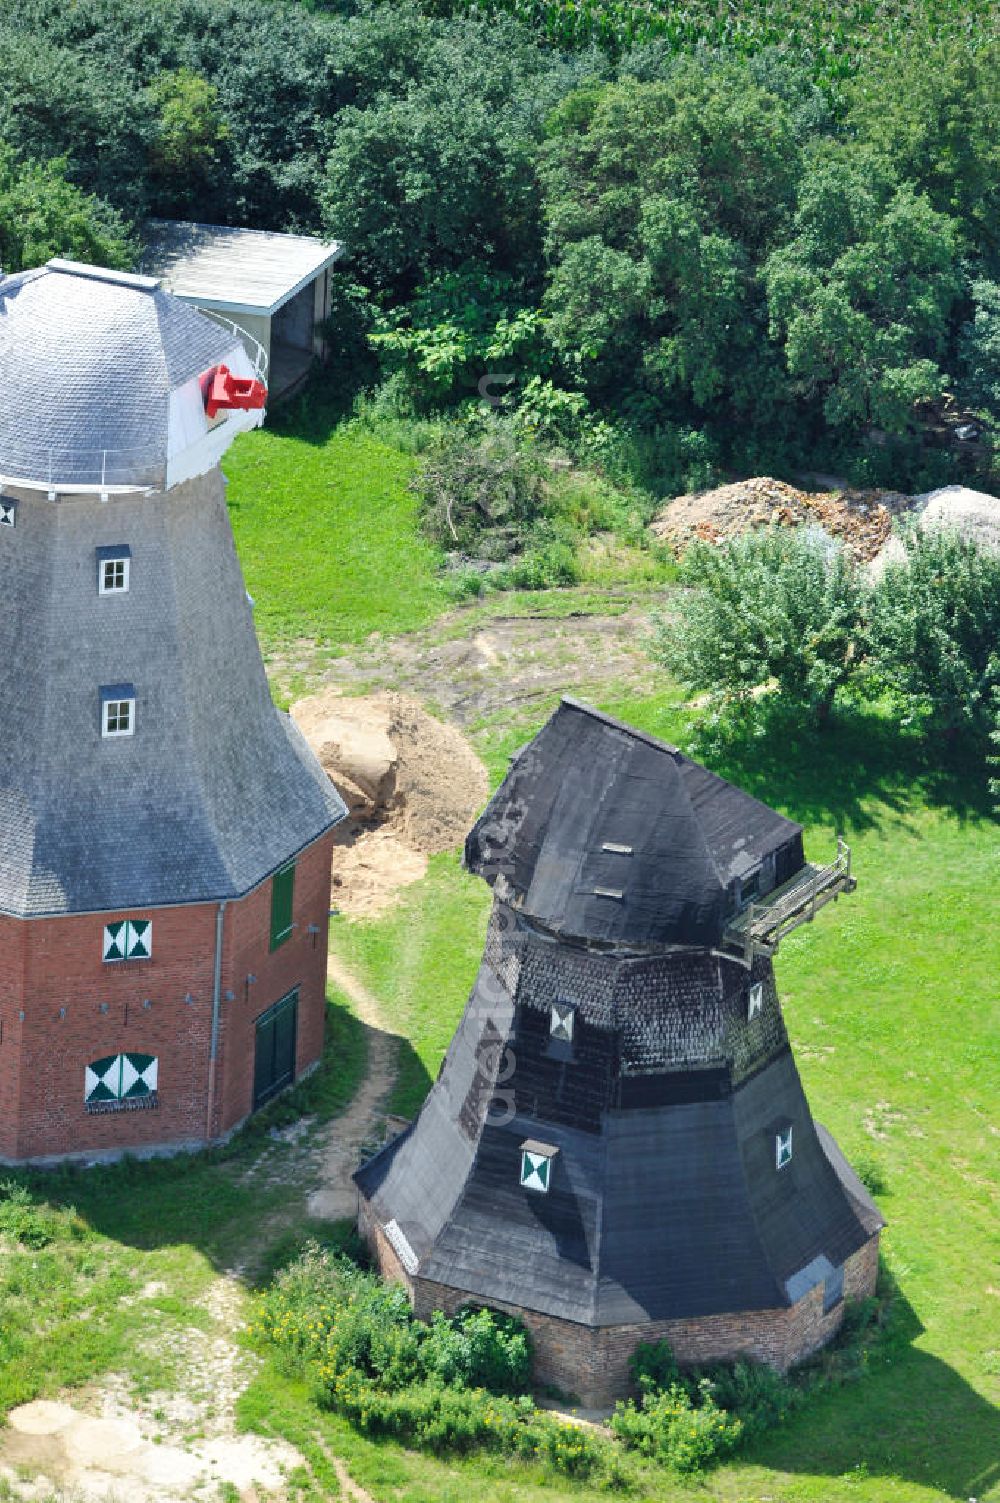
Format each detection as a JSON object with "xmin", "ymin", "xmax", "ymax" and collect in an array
[{"xmin": 292, "ymin": 690, "xmax": 488, "ymax": 917}]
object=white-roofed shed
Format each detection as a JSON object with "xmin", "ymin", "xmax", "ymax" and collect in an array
[{"xmin": 143, "ymin": 219, "xmax": 343, "ymax": 399}]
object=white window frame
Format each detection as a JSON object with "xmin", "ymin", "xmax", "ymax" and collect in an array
[
  {"xmin": 102, "ymin": 696, "xmax": 135, "ymax": 738},
  {"xmin": 99, "ymin": 556, "xmax": 130, "ymax": 595},
  {"xmin": 103, "ymin": 919, "xmax": 152, "ymax": 962},
  {"xmin": 775, "ymin": 1125, "xmax": 793, "ymax": 1170},
  {"xmin": 748, "ymin": 982, "xmax": 764, "ymax": 1020},
  {"xmin": 0, "ymin": 497, "xmax": 17, "ymax": 528},
  {"xmin": 550, "ymin": 1001, "xmax": 575, "ymax": 1045}
]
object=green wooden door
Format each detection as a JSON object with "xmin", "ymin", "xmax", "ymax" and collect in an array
[{"xmin": 253, "ymin": 989, "xmax": 299, "ymax": 1108}]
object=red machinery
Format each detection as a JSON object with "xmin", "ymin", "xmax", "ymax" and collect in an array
[{"xmin": 201, "ymin": 364, "xmax": 267, "ymax": 418}]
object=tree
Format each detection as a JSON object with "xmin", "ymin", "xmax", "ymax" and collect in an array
[
  {"xmin": 0, "ymin": 144, "xmax": 134, "ymax": 273},
  {"xmin": 763, "ymin": 151, "xmax": 962, "ymax": 435},
  {"xmin": 846, "ymin": 38, "xmax": 1000, "ymax": 271},
  {"xmin": 957, "ymin": 279, "xmax": 1000, "ymax": 416},
  {"xmin": 146, "ymin": 69, "xmax": 230, "ymax": 215},
  {"xmin": 540, "ymin": 65, "xmax": 801, "ymax": 429},
  {"xmin": 866, "ymin": 528, "xmax": 1000, "ymax": 742},
  {"xmin": 322, "ymin": 21, "xmax": 576, "ymax": 299},
  {"xmin": 652, "ymin": 527, "xmax": 863, "ymax": 725}
]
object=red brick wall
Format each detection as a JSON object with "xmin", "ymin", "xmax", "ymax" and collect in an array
[
  {"xmin": 0, "ymin": 830, "xmax": 334, "ymax": 1162},
  {"xmin": 215, "ymin": 831, "xmax": 334, "ymax": 1137},
  {"xmin": 361, "ymin": 1202, "xmax": 879, "ymax": 1406}
]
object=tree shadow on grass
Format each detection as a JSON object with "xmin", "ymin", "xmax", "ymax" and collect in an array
[
  {"xmin": 698, "ymin": 699, "xmax": 994, "ymax": 836},
  {"xmin": 748, "ymin": 1267, "xmax": 1000, "ymax": 1501}
]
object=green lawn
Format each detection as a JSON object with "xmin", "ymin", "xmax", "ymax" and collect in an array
[
  {"xmin": 327, "ymin": 694, "xmax": 1000, "ymax": 1503},
  {"xmin": 0, "ymin": 993, "xmax": 367, "ymax": 1413},
  {"xmin": 224, "ymin": 418, "xmax": 447, "ymax": 652}
]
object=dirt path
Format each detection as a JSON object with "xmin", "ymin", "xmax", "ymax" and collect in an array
[
  {"xmin": 267, "ymin": 589, "xmax": 662, "ymax": 731},
  {"xmin": 306, "ymin": 949, "xmax": 400, "ymax": 1221}
]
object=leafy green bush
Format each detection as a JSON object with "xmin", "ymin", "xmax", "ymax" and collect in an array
[
  {"xmin": 653, "ymin": 526, "xmax": 864, "ymax": 726},
  {"xmin": 867, "ymin": 527, "xmax": 1000, "ymax": 743},
  {"xmin": 0, "ymin": 1181, "xmax": 55, "ymax": 1249},
  {"xmin": 630, "ymin": 1338, "xmax": 681, "ymax": 1391},
  {"xmin": 612, "ymin": 1379, "xmax": 743, "ymax": 1471},
  {"xmin": 251, "ymin": 1245, "xmax": 620, "ymax": 1479},
  {"xmin": 420, "ymin": 1306, "xmax": 532, "ymax": 1392}
]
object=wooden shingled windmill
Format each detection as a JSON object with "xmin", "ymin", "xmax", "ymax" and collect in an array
[{"xmin": 356, "ymin": 698, "xmax": 882, "ymax": 1405}]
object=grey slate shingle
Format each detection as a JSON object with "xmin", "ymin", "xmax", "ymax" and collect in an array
[{"xmin": 0, "ymin": 262, "xmax": 240, "ymax": 489}]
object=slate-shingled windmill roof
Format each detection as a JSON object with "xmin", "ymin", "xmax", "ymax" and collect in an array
[
  {"xmin": 0, "ymin": 261, "xmax": 243, "ymax": 489},
  {"xmin": 465, "ymin": 698, "xmax": 803, "ymax": 949},
  {"xmin": 0, "ymin": 261, "xmax": 345, "ymax": 916}
]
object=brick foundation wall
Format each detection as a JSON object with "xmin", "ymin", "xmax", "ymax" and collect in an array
[
  {"xmin": 0, "ymin": 830, "xmax": 333, "ymax": 1162},
  {"xmin": 361, "ymin": 1200, "xmax": 879, "ymax": 1406}
]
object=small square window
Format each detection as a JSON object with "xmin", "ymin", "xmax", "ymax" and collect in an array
[
  {"xmin": 102, "ymin": 697, "xmax": 134, "ymax": 737},
  {"xmin": 550, "ymin": 1001, "xmax": 575, "ymax": 1045},
  {"xmin": 775, "ymin": 1125, "xmax": 793, "ymax": 1170},
  {"xmin": 97, "ymin": 545, "xmax": 131, "ymax": 595},
  {"xmin": 100, "ymin": 559, "xmax": 129, "ymax": 594},
  {"xmin": 520, "ymin": 1140, "xmax": 557, "ymax": 1194},
  {"xmin": 0, "ymin": 497, "xmax": 17, "ymax": 528},
  {"xmin": 748, "ymin": 982, "xmax": 764, "ymax": 1020}
]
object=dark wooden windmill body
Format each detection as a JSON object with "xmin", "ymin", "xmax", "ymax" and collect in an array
[{"xmin": 356, "ymin": 699, "xmax": 882, "ymax": 1404}]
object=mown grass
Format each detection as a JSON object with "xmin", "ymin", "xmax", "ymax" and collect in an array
[
  {"xmin": 326, "ymin": 693, "xmax": 1000, "ymax": 1503},
  {"xmin": 223, "ymin": 417, "xmax": 447, "ymax": 652}
]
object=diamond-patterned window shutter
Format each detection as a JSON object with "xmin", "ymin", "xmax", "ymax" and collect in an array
[
  {"xmin": 747, "ymin": 982, "xmax": 764, "ymax": 1020},
  {"xmin": 549, "ymin": 1001, "xmax": 575, "ymax": 1044},
  {"xmin": 84, "ymin": 1052, "xmax": 158, "ymax": 1105},
  {"xmin": 0, "ymin": 497, "xmax": 16, "ymax": 528},
  {"xmin": 103, "ymin": 921, "xmax": 127, "ymax": 961},
  {"xmin": 102, "ymin": 919, "xmax": 152, "ymax": 962},
  {"xmin": 520, "ymin": 1139, "xmax": 558, "ymax": 1194},
  {"xmin": 127, "ymin": 919, "xmax": 151, "ymax": 959}
]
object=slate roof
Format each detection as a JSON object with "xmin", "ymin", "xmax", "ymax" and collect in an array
[
  {"xmin": 465, "ymin": 698, "xmax": 803, "ymax": 949},
  {"xmin": 356, "ymin": 949, "xmax": 882, "ymax": 1325},
  {"xmin": 144, "ymin": 220, "xmax": 343, "ymax": 317},
  {"xmin": 0, "ymin": 261, "xmax": 243, "ymax": 490},
  {"xmin": 0, "ymin": 472, "xmax": 346, "ymax": 917}
]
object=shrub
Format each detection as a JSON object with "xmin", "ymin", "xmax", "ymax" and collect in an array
[
  {"xmin": 420, "ymin": 1306, "xmax": 532, "ymax": 1393},
  {"xmin": 652, "ymin": 526, "xmax": 864, "ymax": 726},
  {"xmin": 412, "ymin": 427, "xmax": 547, "ymax": 557},
  {"xmin": 630, "ymin": 1338, "xmax": 681, "ymax": 1391},
  {"xmin": 612, "ymin": 1380, "xmax": 743, "ymax": 1472},
  {"xmin": 0, "ymin": 1181, "xmax": 54, "ymax": 1249},
  {"xmin": 866, "ymin": 526, "xmax": 1000, "ymax": 743}
]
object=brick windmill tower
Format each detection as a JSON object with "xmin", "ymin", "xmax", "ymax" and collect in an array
[
  {"xmin": 356, "ymin": 699, "xmax": 882, "ymax": 1404},
  {"xmin": 0, "ymin": 259, "xmax": 346, "ymax": 1162}
]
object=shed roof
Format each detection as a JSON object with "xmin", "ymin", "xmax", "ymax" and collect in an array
[{"xmin": 144, "ymin": 220, "xmax": 343, "ymax": 317}]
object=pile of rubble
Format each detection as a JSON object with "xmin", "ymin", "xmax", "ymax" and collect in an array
[{"xmin": 651, "ymin": 477, "xmax": 915, "ymax": 562}]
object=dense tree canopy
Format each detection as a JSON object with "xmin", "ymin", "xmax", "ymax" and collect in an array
[{"xmin": 0, "ymin": 0, "xmax": 996, "ymax": 487}]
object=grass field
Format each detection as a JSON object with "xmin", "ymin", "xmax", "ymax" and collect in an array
[
  {"xmin": 328, "ymin": 692, "xmax": 1000, "ymax": 1503},
  {"xmin": 223, "ymin": 412, "xmax": 447, "ymax": 654}
]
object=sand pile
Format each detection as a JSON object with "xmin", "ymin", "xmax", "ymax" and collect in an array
[
  {"xmin": 652, "ymin": 477, "xmax": 914, "ymax": 562},
  {"xmin": 291, "ymin": 690, "xmax": 489, "ymax": 917}
]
